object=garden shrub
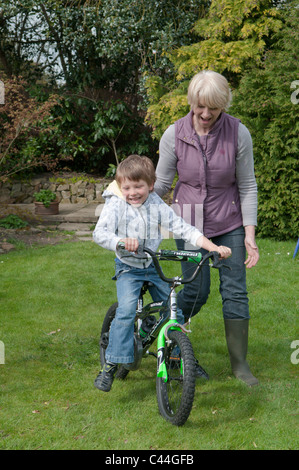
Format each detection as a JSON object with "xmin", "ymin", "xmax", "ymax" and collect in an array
[{"xmin": 230, "ymin": 2, "xmax": 299, "ymax": 240}]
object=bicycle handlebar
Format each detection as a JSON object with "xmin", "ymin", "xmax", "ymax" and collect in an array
[
  {"xmin": 145, "ymin": 247, "xmax": 224, "ymax": 284},
  {"xmin": 117, "ymin": 242, "xmax": 228, "ymax": 285}
]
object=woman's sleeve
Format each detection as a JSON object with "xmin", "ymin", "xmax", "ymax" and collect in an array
[
  {"xmin": 154, "ymin": 125, "xmax": 177, "ymax": 197},
  {"xmin": 236, "ymin": 123, "xmax": 258, "ymax": 226}
]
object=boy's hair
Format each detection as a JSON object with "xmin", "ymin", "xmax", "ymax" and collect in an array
[{"xmin": 116, "ymin": 155, "xmax": 156, "ymax": 186}]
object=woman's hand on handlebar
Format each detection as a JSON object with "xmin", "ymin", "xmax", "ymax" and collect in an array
[
  {"xmin": 118, "ymin": 238, "xmax": 139, "ymax": 253},
  {"xmin": 216, "ymin": 245, "xmax": 232, "ymax": 259}
]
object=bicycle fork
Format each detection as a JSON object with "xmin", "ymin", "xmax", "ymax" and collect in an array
[{"xmin": 156, "ymin": 286, "xmax": 189, "ymax": 382}]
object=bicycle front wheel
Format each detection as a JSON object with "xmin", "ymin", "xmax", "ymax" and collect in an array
[{"xmin": 156, "ymin": 330, "xmax": 196, "ymax": 426}]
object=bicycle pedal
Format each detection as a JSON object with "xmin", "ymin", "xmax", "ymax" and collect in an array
[{"xmin": 147, "ymin": 351, "xmax": 157, "ymax": 358}]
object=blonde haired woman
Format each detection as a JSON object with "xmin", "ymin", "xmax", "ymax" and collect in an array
[{"xmin": 154, "ymin": 70, "xmax": 259, "ymax": 386}]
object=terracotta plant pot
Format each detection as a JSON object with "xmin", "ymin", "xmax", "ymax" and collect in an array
[{"xmin": 34, "ymin": 200, "xmax": 59, "ymax": 215}]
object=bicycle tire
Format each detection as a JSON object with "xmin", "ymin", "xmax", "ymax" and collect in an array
[
  {"xmin": 99, "ymin": 302, "xmax": 129, "ymax": 380},
  {"xmin": 156, "ymin": 329, "xmax": 196, "ymax": 426}
]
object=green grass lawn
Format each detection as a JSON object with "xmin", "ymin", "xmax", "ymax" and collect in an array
[{"xmin": 0, "ymin": 238, "xmax": 298, "ymax": 450}]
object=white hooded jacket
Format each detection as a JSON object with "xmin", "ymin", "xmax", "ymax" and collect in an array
[{"xmin": 93, "ymin": 181, "xmax": 203, "ymax": 269}]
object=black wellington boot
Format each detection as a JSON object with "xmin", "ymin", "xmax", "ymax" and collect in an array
[{"xmin": 224, "ymin": 319, "xmax": 259, "ymax": 387}]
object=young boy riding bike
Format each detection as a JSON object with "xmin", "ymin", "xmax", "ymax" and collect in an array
[{"xmin": 93, "ymin": 155, "xmax": 231, "ymax": 392}]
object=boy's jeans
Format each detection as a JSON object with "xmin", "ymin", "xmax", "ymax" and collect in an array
[
  {"xmin": 176, "ymin": 227, "xmax": 250, "ymax": 320},
  {"xmin": 105, "ymin": 260, "xmax": 185, "ymax": 364}
]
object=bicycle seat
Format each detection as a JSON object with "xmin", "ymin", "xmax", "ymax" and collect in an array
[{"xmin": 142, "ymin": 281, "xmax": 154, "ymax": 288}]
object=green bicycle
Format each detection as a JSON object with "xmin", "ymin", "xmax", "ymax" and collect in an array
[{"xmin": 99, "ymin": 246, "xmax": 223, "ymax": 426}]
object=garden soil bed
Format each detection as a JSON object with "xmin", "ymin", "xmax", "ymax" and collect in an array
[{"xmin": 0, "ymin": 225, "xmax": 82, "ymax": 254}]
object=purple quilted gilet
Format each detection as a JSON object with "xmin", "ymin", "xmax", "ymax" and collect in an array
[{"xmin": 173, "ymin": 111, "xmax": 243, "ymax": 237}]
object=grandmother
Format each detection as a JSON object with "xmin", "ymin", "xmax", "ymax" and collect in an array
[{"xmin": 154, "ymin": 70, "xmax": 259, "ymax": 386}]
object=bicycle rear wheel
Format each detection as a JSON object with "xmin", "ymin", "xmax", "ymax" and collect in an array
[
  {"xmin": 156, "ymin": 329, "xmax": 196, "ymax": 426},
  {"xmin": 100, "ymin": 302, "xmax": 129, "ymax": 380}
]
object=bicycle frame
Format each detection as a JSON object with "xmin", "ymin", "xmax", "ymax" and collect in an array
[
  {"xmin": 156, "ymin": 283, "xmax": 191, "ymax": 382},
  {"xmin": 128, "ymin": 276, "xmax": 192, "ymax": 380}
]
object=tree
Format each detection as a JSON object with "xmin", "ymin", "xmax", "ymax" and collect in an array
[
  {"xmin": 229, "ymin": 0, "xmax": 299, "ymax": 239},
  {"xmin": 0, "ymin": 0, "xmax": 206, "ymax": 173},
  {"xmin": 145, "ymin": 0, "xmax": 283, "ymax": 139},
  {"xmin": 170, "ymin": 0, "xmax": 282, "ymax": 82},
  {"xmin": 0, "ymin": 0, "xmax": 205, "ymax": 95},
  {"xmin": 94, "ymin": 0, "xmax": 207, "ymax": 105},
  {"xmin": 0, "ymin": 76, "xmax": 58, "ymax": 181},
  {"xmin": 0, "ymin": 0, "xmax": 57, "ymax": 81}
]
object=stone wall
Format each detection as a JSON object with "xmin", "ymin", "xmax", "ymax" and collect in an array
[{"xmin": 0, "ymin": 174, "xmax": 111, "ymax": 204}]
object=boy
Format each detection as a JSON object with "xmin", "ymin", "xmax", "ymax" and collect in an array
[{"xmin": 93, "ymin": 155, "xmax": 231, "ymax": 392}]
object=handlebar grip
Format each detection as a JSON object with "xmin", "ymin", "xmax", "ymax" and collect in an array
[
  {"xmin": 117, "ymin": 242, "xmax": 149, "ymax": 260},
  {"xmin": 159, "ymin": 249, "xmax": 202, "ymax": 263}
]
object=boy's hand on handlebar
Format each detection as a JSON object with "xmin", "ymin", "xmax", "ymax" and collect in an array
[
  {"xmin": 197, "ymin": 236, "xmax": 231, "ymax": 259},
  {"xmin": 216, "ymin": 245, "xmax": 232, "ymax": 259},
  {"xmin": 118, "ymin": 238, "xmax": 139, "ymax": 253}
]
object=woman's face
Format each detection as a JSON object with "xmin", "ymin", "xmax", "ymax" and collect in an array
[{"xmin": 193, "ymin": 103, "xmax": 222, "ymax": 133}]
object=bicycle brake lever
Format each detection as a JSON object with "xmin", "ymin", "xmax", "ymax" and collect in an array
[
  {"xmin": 131, "ymin": 251, "xmax": 149, "ymax": 260},
  {"xmin": 211, "ymin": 252, "xmax": 232, "ymax": 270},
  {"xmin": 212, "ymin": 261, "xmax": 231, "ymax": 270}
]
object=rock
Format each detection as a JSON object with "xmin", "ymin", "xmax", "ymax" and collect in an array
[
  {"xmin": 1, "ymin": 242, "xmax": 15, "ymax": 252},
  {"xmin": 57, "ymin": 184, "xmax": 70, "ymax": 191},
  {"xmin": 0, "ymin": 174, "xmax": 113, "ymax": 204},
  {"xmin": 61, "ymin": 190, "xmax": 71, "ymax": 199}
]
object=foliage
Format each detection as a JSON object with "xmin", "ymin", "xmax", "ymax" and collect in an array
[
  {"xmin": 0, "ymin": 78, "xmax": 154, "ymax": 175},
  {"xmin": 105, "ymin": 164, "xmax": 117, "ymax": 178},
  {"xmin": 0, "ymin": 214, "xmax": 28, "ymax": 229},
  {"xmin": 230, "ymin": 0, "xmax": 299, "ymax": 239},
  {"xmin": 0, "ymin": 0, "xmax": 205, "ymax": 172},
  {"xmin": 27, "ymin": 94, "xmax": 155, "ymax": 173},
  {"xmin": 144, "ymin": 77, "xmax": 190, "ymax": 140},
  {"xmin": 93, "ymin": 100, "xmax": 153, "ymax": 168},
  {"xmin": 49, "ymin": 175, "xmax": 102, "ymax": 185},
  {"xmin": 23, "ymin": 93, "xmax": 95, "ymax": 173},
  {"xmin": 33, "ymin": 189, "xmax": 57, "ymax": 207},
  {"xmin": 0, "ymin": 76, "xmax": 59, "ymax": 181},
  {"xmin": 0, "ymin": 0, "xmax": 204, "ymax": 95},
  {"xmin": 171, "ymin": 0, "xmax": 283, "ymax": 82},
  {"xmin": 96, "ymin": 0, "xmax": 207, "ymax": 103},
  {"xmin": 145, "ymin": 0, "xmax": 283, "ymax": 139}
]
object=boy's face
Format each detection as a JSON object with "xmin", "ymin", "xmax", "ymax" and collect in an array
[{"xmin": 120, "ymin": 178, "xmax": 153, "ymax": 207}]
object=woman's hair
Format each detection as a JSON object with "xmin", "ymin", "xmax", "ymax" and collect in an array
[
  {"xmin": 116, "ymin": 155, "xmax": 156, "ymax": 186},
  {"xmin": 187, "ymin": 70, "xmax": 232, "ymax": 111}
]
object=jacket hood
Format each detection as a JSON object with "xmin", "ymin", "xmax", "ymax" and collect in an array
[{"xmin": 103, "ymin": 180, "xmax": 125, "ymax": 200}]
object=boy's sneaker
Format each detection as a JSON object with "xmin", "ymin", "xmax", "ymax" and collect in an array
[{"xmin": 94, "ymin": 362, "xmax": 117, "ymax": 392}]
